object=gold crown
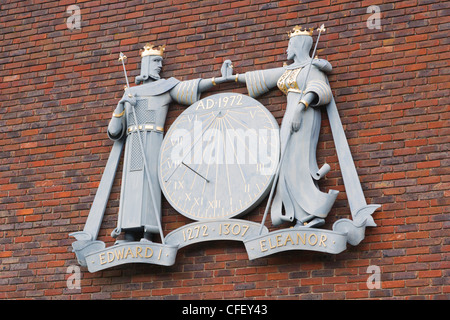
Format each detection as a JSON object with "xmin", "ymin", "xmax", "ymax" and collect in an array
[
  {"xmin": 141, "ymin": 43, "xmax": 165, "ymax": 57},
  {"xmin": 288, "ymin": 26, "xmax": 314, "ymax": 38}
]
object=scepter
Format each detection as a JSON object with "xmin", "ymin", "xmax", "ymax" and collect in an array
[
  {"xmin": 298, "ymin": 24, "xmax": 326, "ymax": 105},
  {"xmin": 116, "ymin": 52, "xmax": 166, "ymax": 244},
  {"xmin": 118, "ymin": 52, "xmax": 133, "ymax": 98},
  {"xmin": 258, "ymin": 24, "xmax": 326, "ymax": 235}
]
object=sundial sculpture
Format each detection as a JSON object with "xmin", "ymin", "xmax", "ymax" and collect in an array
[{"xmin": 70, "ymin": 25, "xmax": 380, "ymax": 272}]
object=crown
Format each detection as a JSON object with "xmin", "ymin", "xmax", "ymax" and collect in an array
[
  {"xmin": 141, "ymin": 43, "xmax": 165, "ymax": 57},
  {"xmin": 288, "ymin": 26, "xmax": 314, "ymax": 38}
]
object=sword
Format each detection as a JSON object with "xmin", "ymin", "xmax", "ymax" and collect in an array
[
  {"xmin": 258, "ymin": 24, "xmax": 326, "ymax": 235},
  {"xmin": 117, "ymin": 52, "xmax": 166, "ymax": 244}
]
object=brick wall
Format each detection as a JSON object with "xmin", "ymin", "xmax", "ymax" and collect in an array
[{"xmin": 0, "ymin": 0, "xmax": 448, "ymax": 300}]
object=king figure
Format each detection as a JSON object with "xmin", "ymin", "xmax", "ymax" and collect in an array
[
  {"xmin": 108, "ymin": 44, "xmax": 231, "ymax": 242},
  {"xmin": 233, "ymin": 26, "xmax": 339, "ymax": 229}
]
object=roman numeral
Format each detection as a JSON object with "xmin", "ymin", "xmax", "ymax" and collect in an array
[
  {"xmin": 174, "ymin": 181, "xmax": 184, "ymax": 190},
  {"xmin": 207, "ymin": 200, "xmax": 221, "ymax": 209}
]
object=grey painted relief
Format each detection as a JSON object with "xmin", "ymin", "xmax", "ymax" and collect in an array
[{"xmin": 71, "ymin": 26, "xmax": 380, "ymax": 272}]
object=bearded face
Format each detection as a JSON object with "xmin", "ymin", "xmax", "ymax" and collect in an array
[
  {"xmin": 136, "ymin": 55, "xmax": 163, "ymax": 84},
  {"xmin": 148, "ymin": 56, "xmax": 163, "ymax": 80}
]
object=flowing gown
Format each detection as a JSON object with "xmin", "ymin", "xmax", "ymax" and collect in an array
[{"xmin": 244, "ymin": 59, "xmax": 339, "ymax": 226}]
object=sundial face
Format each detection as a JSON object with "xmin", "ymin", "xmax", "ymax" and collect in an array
[{"xmin": 159, "ymin": 93, "xmax": 280, "ymax": 221}]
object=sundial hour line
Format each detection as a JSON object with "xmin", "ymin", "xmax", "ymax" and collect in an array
[
  {"xmin": 164, "ymin": 111, "xmax": 222, "ymax": 183},
  {"xmin": 222, "ymin": 115, "xmax": 248, "ymax": 183},
  {"xmin": 182, "ymin": 161, "xmax": 209, "ymax": 183},
  {"xmin": 201, "ymin": 114, "xmax": 221, "ymax": 194}
]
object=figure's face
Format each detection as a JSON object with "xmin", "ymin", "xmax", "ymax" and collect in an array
[{"xmin": 148, "ymin": 56, "xmax": 163, "ymax": 79}]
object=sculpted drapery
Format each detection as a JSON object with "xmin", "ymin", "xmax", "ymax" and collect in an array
[{"xmin": 237, "ymin": 32, "xmax": 338, "ymax": 228}]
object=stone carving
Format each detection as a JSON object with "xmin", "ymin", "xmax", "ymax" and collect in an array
[{"xmin": 70, "ymin": 44, "xmax": 234, "ymax": 269}]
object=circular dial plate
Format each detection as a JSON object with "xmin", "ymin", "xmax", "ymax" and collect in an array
[{"xmin": 159, "ymin": 93, "xmax": 280, "ymax": 221}]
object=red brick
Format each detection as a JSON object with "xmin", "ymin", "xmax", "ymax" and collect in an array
[
  {"xmin": 383, "ymin": 280, "xmax": 405, "ymax": 289},
  {"xmin": 0, "ymin": 251, "xmax": 13, "ymax": 258},
  {"xmin": 16, "ymin": 209, "xmax": 34, "ymax": 215},
  {"xmin": 3, "ymin": 75, "xmax": 20, "ymax": 82},
  {"xmin": 418, "ymin": 270, "xmax": 442, "ymax": 278}
]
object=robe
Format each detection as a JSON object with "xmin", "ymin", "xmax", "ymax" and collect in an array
[{"xmin": 244, "ymin": 60, "xmax": 339, "ymax": 226}]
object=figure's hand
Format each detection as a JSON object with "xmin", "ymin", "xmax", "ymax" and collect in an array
[
  {"xmin": 221, "ymin": 59, "xmax": 233, "ymax": 79},
  {"xmin": 291, "ymin": 118, "xmax": 301, "ymax": 132},
  {"xmin": 291, "ymin": 103, "xmax": 306, "ymax": 132},
  {"xmin": 200, "ymin": 60, "xmax": 235, "ymax": 90},
  {"xmin": 119, "ymin": 93, "xmax": 137, "ymax": 106}
]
